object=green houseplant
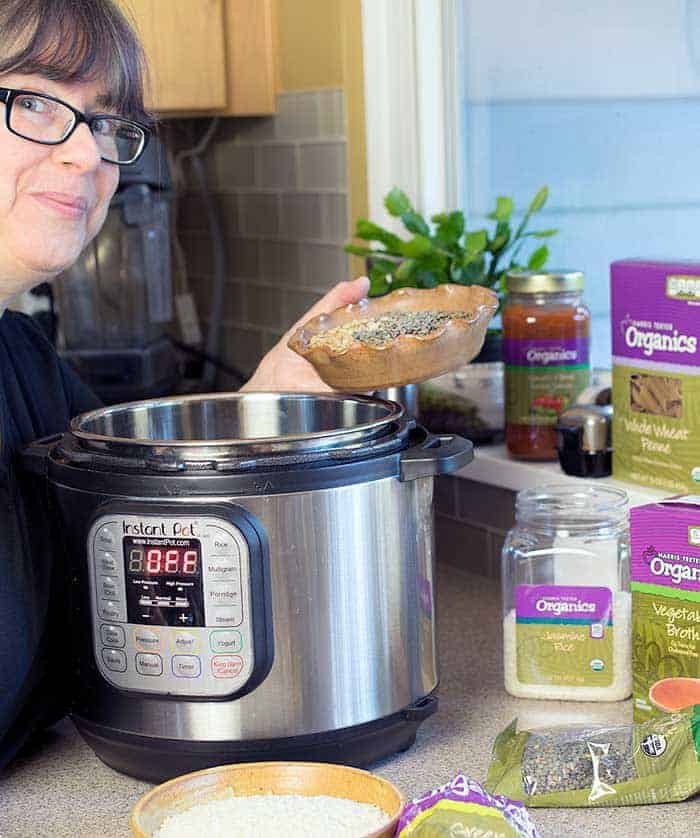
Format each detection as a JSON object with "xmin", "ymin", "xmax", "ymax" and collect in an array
[{"xmin": 344, "ymin": 185, "xmax": 557, "ymax": 304}]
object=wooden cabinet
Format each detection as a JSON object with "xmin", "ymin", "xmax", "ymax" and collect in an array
[{"xmin": 119, "ymin": 0, "xmax": 276, "ymax": 116}]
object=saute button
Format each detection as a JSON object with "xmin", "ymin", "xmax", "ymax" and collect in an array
[
  {"xmin": 134, "ymin": 628, "xmax": 161, "ymax": 652},
  {"xmin": 205, "ymin": 556, "xmax": 240, "ymax": 581},
  {"xmin": 100, "ymin": 576, "xmax": 119, "ymax": 600},
  {"xmin": 210, "ymin": 630, "xmax": 243, "ymax": 653},
  {"xmin": 101, "ymin": 648, "xmax": 127, "ymax": 673},
  {"xmin": 172, "ymin": 655, "xmax": 202, "ymax": 678},
  {"xmin": 100, "ymin": 624, "xmax": 125, "ymax": 648},
  {"xmin": 135, "ymin": 653, "xmax": 163, "ymax": 676},
  {"xmin": 96, "ymin": 551, "xmax": 117, "ymax": 574},
  {"xmin": 211, "ymin": 655, "xmax": 244, "ymax": 679},
  {"xmin": 171, "ymin": 631, "xmax": 198, "ymax": 653},
  {"xmin": 98, "ymin": 599, "xmax": 125, "ymax": 622},
  {"xmin": 209, "ymin": 605, "xmax": 243, "ymax": 628}
]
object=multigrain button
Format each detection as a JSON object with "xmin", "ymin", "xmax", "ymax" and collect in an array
[
  {"xmin": 101, "ymin": 648, "xmax": 126, "ymax": 672},
  {"xmin": 172, "ymin": 655, "xmax": 202, "ymax": 678},
  {"xmin": 98, "ymin": 599, "xmax": 125, "ymax": 622},
  {"xmin": 210, "ymin": 630, "xmax": 243, "ymax": 653},
  {"xmin": 134, "ymin": 628, "xmax": 161, "ymax": 652},
  {"xmin": 211, "ymin": 655, "xmax": 244, "ymax": 679},
  {"xmin": 135, "ymin": 653, "xmax": 163, "ymax": 676},
  {"xmin": 100, "ymin": 576, "xmax": 119, "ymax": 599},
  {"xmin": 205, "ymin": 556, "xmax": 240, "ymax": 581},
  {"xmin": 96, "ymin": 551, "xmax": 117, "ymax": 574},
  {"xmin": 101, "ymin": 624, "xmax": 125, "ymax": 648},
  {"xmin": 171, "ymin": 631, "xmax": 198, "ymax": 653}
]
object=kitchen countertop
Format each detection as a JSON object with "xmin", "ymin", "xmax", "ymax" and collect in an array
[{"xmin": 1, "ymin": 565, "xmax": 695, "ymax": 837}]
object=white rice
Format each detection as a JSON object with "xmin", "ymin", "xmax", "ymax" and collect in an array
[{"xmin": 153, "ymin": 793, "xmax": 389, "ymax": 838}]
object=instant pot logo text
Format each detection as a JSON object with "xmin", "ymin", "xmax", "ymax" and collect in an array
[{"xmin": 122, "ymin": 520, "xmax": 199, "ymax": 537}]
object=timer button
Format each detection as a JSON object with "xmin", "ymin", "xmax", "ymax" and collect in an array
[
  {"xmin": 172, "ymin": 655, "xmax": 202, "ymax": 678},
  {"xmin": 96, "ymin": 551, "xmax": 117, "ymax": 575},
  {"xmin": 136, "ymin": 653, "xmax": 163, "ymax": 676},
  {"xmin": 134, "ymin": 628, "xmax": 161, "ymax": 652},
  {"xmin": 101, "ymin": 648, "xmax": 127, "ymax": 673},
  {"xmin": 101, "ymin": 624, "xmax": 125, "ymax": 648},
  {"xmin": 98, "ymin": 599, "xmax": 125, "ymax": 622}
]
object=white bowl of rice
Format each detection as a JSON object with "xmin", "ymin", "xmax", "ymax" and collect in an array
[{"xmin": 130, "ymin": 761, "xmax": 404, "ymax": 838}]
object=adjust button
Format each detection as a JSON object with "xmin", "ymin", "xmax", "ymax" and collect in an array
[
  {"xmin": 134, "ymin": 628, "xmax": 161, "ymax": 652},
  {"xmin": 170, "ymin": 631, "xmax": 198, "ymax": 653},
  {"xmin": 210, "ymin": 629, "xmax": 243, "ymax": 654},
  {"xmin": 96, "ymin": 551, "xmax": 118, "ymax": 575},
  {"xmin": 101, "ymin": 624, "xmax": 125, "ymax": 648},
  {"xmin": 98, "ymin": 599, "xmax": 125, "ymax": 622},
  {"xmin": 135, "ymin": 653, "xmax": 163, "ymax": 676},
  {"xmin": 172, "ymin": 655, "xmax": 202, "ymax": 678},
  {"xmin": 101, "ymin": 648, "xmax": 127, "ymax": 672},
  {"xmin": 211, "ymin": 655, "xmax": 244, "ymax": 679},
  {"xmin": 99, "ymin": 576, "xmax": 119, "ymax": 600}
]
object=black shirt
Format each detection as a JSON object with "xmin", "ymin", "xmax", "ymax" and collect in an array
[{"xmin": 0, "ymin": 309, "xmax": 100, "ymax": 770}]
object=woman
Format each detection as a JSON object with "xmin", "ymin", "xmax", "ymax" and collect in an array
[{"xmin": 0, "ymin": 0, "xmax": 368, "ymax": 770}]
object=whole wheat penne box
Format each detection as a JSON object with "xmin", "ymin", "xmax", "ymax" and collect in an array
[{"xmin": 611, "ymin": 260, "xmax": 700, "ymax": 493}]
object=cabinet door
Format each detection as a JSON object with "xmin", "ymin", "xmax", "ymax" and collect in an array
[
  {"xmin": 223, "ymin": 0, "xmax": 277, "ymax": 115},
  {"xmin": 120, "ymin": 0, "xmax": 228, "ymax": 112}
]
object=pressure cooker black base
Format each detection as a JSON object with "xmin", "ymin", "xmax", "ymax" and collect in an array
[{"xmin": 72, "ymin": 694, "xmax": 437, "ymax": 783}]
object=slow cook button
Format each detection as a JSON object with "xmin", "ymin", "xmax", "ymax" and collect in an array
[
  {"xmin": 135, "ymin": 653, "xmax": 163, "ymax": 676},
  {"xmin": 96, "ymin": 551, "xmax": 117, "ymax": 574},
  {"xmin": 172, "ymin": 655, "xmax": 202, "ymax": 678},
  {"xmin": 100, "ymin": 576, "xmax": 119, "ymax": 600},
  {"xmin": 134, "ymin": 628, "xmax": 161, "ymax": 652},
  {"xmin": 206, "ymin": 582, "xmax": 241, "ymax": 607},
  {"xmin": 101, "ymin": 624, "xmax": 125, "ymax": 648},
  {"xmin": 205, "ymin": 555, "xmax": 240, "ymax": 581},
  {"xmin": 210, "ymin": 630, "xmax": 243, "ymax": 653},
  {"xmin": 210, "ymin": 605, "xmax": 243, "ymax": 628},
  {"xmin": 98, "ymin": 599, "xmax": 125, "ymax": 622},
  {"xmin": 211, "ymin": 655, "xmax": 244, "ymax": 679},
  {"xmin": 101, "ymin": 647, "xmax": 127, "ymax": 673}
]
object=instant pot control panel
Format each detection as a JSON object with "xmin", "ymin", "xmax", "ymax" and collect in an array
[{"xmin": 86, "ymin": 507, "xmax": 272, "ymax": 698}]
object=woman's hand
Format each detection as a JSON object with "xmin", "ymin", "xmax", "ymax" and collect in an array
[{"xmin": 241, "ymin": 276, "xmax": 370, "ymax": 392}]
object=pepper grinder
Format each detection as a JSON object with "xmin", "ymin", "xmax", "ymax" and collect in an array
[{"xmin": 555, "ymin": 404, "xmax": 613, "ymax": 478}]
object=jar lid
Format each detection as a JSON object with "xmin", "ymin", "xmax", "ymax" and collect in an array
[
  {"xmin": 505, "ymin": 269, "xmax": 584, "ymax": 293},
  {"xmin": 515, "ymin": 484, "xmax": 628, "ymax": 531}
]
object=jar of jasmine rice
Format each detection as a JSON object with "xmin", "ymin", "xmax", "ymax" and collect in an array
[{"xmin": 502, "ymin": 484, "xmax": 631, "ymax": 701}]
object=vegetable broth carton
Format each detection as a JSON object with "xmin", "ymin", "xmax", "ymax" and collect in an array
[
  {"xmin": 631, "ymin": 496, "xmax": 700, "ymax": 722},
  {"xmin": 611, "ymin": 259, "xmax": 700, "ymax": 493}
]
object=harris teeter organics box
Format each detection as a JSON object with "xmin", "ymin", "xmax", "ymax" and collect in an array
[{"xmin": 611, "ymin": 259, "xmax": 700, "ymax": 493}]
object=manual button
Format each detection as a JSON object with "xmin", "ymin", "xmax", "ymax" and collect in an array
[
  {"xmin": 101, "ymin": 648, "xmax": 127, "ymax": 673},
  {"xmin": 136, "ymin": 653, "xmax": 163, "ymax": 676},
  {"xmin": 172, "ymin": 655, "xmax": 201, "ymax": 678}
]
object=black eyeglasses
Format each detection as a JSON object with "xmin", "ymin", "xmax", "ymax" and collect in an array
[{"xmin": 0, "ymin": 87, "xmax": 150, "ymax": 166}]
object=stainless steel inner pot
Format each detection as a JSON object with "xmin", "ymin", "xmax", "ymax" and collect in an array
[{"xmin": 71, "ymin": 392, "xmax": 405, "ymax": 463}]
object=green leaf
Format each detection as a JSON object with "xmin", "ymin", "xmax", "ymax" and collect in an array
[
  {"xmin": 401, "ymin": 210, "xmax": 431, "ymax": 237},
  {"xmin": 400, "ymin": 235, "xmax": 433, "ymax": 259},
  {"xmin": 415, "ymin": 270, "xmax": 440, "ymax": 288},
  {"xmin": 462, "ymin": 255, "xmax": 487, "ymax": 283},
  {"xmin": 384, "ymin": 187, "xmax": 412, "ymax": 217},
  {"xmin": 395, "ymin": 258, "xmax": 418, "ymax": 281},
  {"xmin": 487, "ymin": 196, "xmax": 514, "ymax": 222},
  {"xmin": 528, "ymin": 186, "xmax": 549, "ymax": 213},
  {"xmin": 344, "ymin": 244, "xmax": 381, "ymax": 257},
  {"xmin": 368, "ymin": 270, "xmax": 393, "ymax": 296},
  {"xmin": 529, "ymin": 228, "xmax": 558, "ymax": 238},
  {"xmin": 527, "ymin": 244, "xmax": 549, "ymax": 270},
  {"xmin": 355, "ymin": 219, "xmax": 403, "ymax": 251},
  {"xmin": 433, "ymin": 211, "xmax": 465, "ymax": 246},
  {"xmin": 465, "ymin": 229, "xmax": 487, "ymax": 255},
  {"xmin": 488, "ymin": 233, "xmax": 509, "ymax": 253}
]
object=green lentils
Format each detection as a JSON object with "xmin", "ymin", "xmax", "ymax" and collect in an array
[
  {"xmin": 522, "ymin": 726, "xmax": 636, "ymax": 796},
  {"xmin": 309, "ymin": 309, "xmax": 471, "ymax": 352}
]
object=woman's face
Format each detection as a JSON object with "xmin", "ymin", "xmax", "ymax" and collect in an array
[{"xmin": 0, "ymin": 72, "xmax": 120, "ymax": 295}]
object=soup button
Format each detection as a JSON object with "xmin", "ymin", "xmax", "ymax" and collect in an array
[{"xmin": 211, "ymin": 655, "xmax": 244, "ymax": 679}]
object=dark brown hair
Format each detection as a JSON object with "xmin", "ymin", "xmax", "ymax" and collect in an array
[{"xmin": 0, "ymin": 0, "xmax": 149, "ymax": 122}]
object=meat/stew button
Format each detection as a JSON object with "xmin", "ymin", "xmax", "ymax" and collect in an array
[{"xmin": 211, "ymin": 655, "xmax": 244, "ymax": 679}]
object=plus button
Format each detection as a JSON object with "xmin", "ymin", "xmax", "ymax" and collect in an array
[{"xmin": 178, "ymin": 613, "xmax": 189, "ymax": 624}]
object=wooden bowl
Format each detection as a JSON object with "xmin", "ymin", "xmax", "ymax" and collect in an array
[
  {"xmin": 288, "ymin": 284, "xmax": 498, "ymax": 390},
  {"xmin": 130, "ymin": 761, "xmax": 404, "ymax": 838}
]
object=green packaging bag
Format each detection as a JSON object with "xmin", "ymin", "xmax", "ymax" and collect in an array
[{"xmin": 486, "ymin": 706, "xmax": 700, "ymax": 807}]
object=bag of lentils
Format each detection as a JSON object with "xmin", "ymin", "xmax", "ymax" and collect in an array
[{"xmin": 485, "ymin": 706, "xmax": 700, "ymax": 807}]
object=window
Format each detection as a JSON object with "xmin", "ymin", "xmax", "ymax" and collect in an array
[{"xmin": 457, "ymin": 0, "xmax": 700, "ymax": 367}]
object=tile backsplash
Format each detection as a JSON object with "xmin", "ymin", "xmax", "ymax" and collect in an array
[{"xmin": 177, "ymin": 88, "xmax": 351, "ymax": 384}]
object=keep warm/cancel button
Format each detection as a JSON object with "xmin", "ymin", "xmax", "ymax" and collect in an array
[{"xmin": 211, "ymin": 655, "xmax": 244, "ymax": 679}]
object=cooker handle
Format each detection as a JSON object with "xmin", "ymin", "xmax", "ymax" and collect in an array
[
  {"xmin": 20, "ymin": 433, "xmax": 62, "ymax": 477},
  {"xmin": 399, "ymin": 431, "xmax": 473, "ymax": 481}
]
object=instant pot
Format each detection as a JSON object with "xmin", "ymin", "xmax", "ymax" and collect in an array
[{"xmin": 23, "ymin": 392, "xmax": 472, "ymax": 782}]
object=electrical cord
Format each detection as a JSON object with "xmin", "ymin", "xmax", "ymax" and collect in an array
[{"xmin": 167, "ymin": 335, "xmax": 247, "ymax": 384}]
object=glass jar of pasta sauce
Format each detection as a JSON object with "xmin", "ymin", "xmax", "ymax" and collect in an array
[{"xmin": 503, "ymin": 270, "xmax": 590, "ymax": 460}]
